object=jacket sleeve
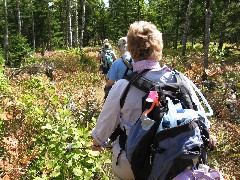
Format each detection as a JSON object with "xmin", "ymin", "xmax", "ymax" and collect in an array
[{"xmin": 91, "ymin": 80, "xmax": 129, "ymax": 147}]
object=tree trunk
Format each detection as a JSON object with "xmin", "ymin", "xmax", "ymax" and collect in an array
[
  {"xmin": 138, "ymin": 0, "xmax": 140, "ymax": 20},
  {"xmin": 218, "ymin": 1, "xmax": 227, "ymax": 51},
  {"xmin": 59, "ymin": 0, "xmax": 64, "ymax": 36},
  {"xmin": 203, "ymin": 0, "xmax": 212, "ymax": 69},
  {"xmin": 4, "ymin": 0, "xmax": 9, "ymax": 65},
  {"xmin": 16, "ymin": 0, "xmax": 21, "ymax": 34},
  {"xmin": 174, "ymin": 0, "xmax": 180, "ymax": 49},
  {"xmin": 182, "ymin": 0, "xmax": 192, "ymax": 56},
  {"xmin": 30, "ymin": 0, "xmax": 35, "ymax": 51},
  {"xmin": 218, "ymin": 24, "xmax": 225, "ymax": 51},
  {"xmin": 74, "ymin": 0, "xmax": 79, "ymax": 47},
  {"xmin": 48, "ymin": 1, "xmax": 52, "ymax": 51},
  {"xmin": 66, "ymin": 0, "xmax": 72, "ymax": 47},
  {"xmin": 80, "ymin": 0, "xmax": 86, "ymax": 48}
]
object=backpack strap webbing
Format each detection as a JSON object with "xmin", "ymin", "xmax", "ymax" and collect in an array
[
  {"xmin": 123, "ymin": 70, "xmax": 197, "ymax": 110},
  {"xmin": 120, "ymin": 69, "xmax": 150, "ymax": 108},
  {"xmin": 109, "ymin": 69, "xmax": 150, "ymax": 144}
]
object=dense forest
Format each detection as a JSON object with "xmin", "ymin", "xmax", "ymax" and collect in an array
[
  {"xmin": 0, "ymin": 0, "xmax": 239, "ymax": 67},
  {"xmin": 0, "ymin": 0, "xmax": 239, "ymax": 180}
]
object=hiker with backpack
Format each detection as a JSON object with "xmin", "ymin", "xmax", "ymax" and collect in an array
[
  {"xmin": 98, "ymin": 40, "xmax": 117, "ymax": 80},
  {"xmin": 91, "ymin": 21, "xmax": 218, "ymax": 180},
  {"xmin": 103, "ymin": 37, "xmax": 134, "ymax": 100}
]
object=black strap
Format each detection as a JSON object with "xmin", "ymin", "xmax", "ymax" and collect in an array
[
  {"xmin": 174, "ymin": 72, "xmax": 197, "ymax": 110},
  {"xmin": 120, "ymin": 69, "xmax": 150, "ymax": 108}
]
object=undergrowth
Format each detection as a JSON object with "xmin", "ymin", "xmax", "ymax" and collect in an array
[{"xmin": 0, "ymin": 46, "xmax": 239, "ymax": 179}]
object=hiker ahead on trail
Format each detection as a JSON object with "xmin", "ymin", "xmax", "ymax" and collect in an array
[
  {"xmin": 91, "ymin": 21, "xmax": 217, "ymax": 180},
  {"xmin": 98, "ymin": 39, "xmax": 117, "ymax": 79},
  {"xmin": 104, "ymin": 37, "xmax": 134, "ymax": 99}
]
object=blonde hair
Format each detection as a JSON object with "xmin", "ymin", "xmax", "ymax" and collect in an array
[
  {"xmin": 118, "ymin": 37, "xmax": 127, "ymax": 51},
  {"xmin": 127, "ymin": 21, "xmax": 163, "ymax": 62}
]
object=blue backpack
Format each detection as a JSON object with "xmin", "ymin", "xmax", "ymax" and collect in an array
[{"xmin": 110, "ymin": 68, "xmax": 213, "ymax": 180}]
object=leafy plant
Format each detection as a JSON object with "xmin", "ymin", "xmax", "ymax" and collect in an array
[
  {"xmin": 7, "ymin": 35, "xmax": 32, "ymax": 67},
  {"xmin": 0, "ymin": 47, "xmax": 239, "ymax": 180}
]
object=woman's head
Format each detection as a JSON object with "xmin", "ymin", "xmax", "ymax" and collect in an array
[
  {"xmin": 127, "ymin": 21, "xmax": 163, "ymax": 62},
  {"xmin": 103, "ymin": 39, "xmax": 110, "ymax": 49},
  {"xmin": 104, "ymin": 43, "xmax": 110, "ymax": 49},
  {"xmin": 118, "ymin": 37, "xmax": 127, "ymax": 52}
]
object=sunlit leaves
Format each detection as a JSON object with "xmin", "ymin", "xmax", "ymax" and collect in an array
[
  {"xmin": 73, "ymin": 167, "xmax": 83, "ymax": 176},
  {"xmin": 86, "ymin": 149, "xmax": 100, "ymax": 157}
]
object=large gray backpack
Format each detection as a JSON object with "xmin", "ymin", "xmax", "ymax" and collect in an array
[{"xmin": 112, "ymin": 68, "xmax": 213, "ymax": 180}]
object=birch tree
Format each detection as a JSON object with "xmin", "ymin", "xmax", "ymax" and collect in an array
[
  {"xmin": 217, "ymin": 0, "xmax": 227, "ymax": 51},
  {"xmin": 182, "ymin": 0, "xmax": 192, "ymax": 56},
  {"xmin": 66, "ymin": 0, "xmax": 72, "ymax": 48},
  {"xmin": 30, "ymin": 0, "xmax": 35, "ymax": 50},
  {"xmin": 79, "ymin": 0, "xmax": 86, "ymax": 48},
  {"xmin": 203, "ymin": 0, "xmax": 212, "ymax": 69},
  {"xmin": 174, "ymin": 0, "xmax": 180, "ymax": 49},
  {"xmin": 4, "ymin": 0, "xmax": 9, "ymax": 65},
  {"xmin": 16, "ymin": 0, "xmax": 22, "ymax": 34},
  {"xmin": 73, "ymin": 0, "xmax": 79, "ymax": 47},
  {"xmin": 48, "ymin": 1, "xmax": 53, "ymax": 50}
]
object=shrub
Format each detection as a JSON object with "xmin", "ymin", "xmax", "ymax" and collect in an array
[{"xmin": 7, "ymin": 35, "xmax": 32, "ymax": 67}]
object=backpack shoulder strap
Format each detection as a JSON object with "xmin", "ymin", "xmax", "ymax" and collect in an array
[
  {"xmin": 120, "ymin": 68, "xmax": 172, "ymax": 109},
  {"xmin": 122, "ymin": 56, "xmax": 133, "ymax": 78},
  {"xmin": 120, "ymin": 69, "xmax": 151, "ymax": 108},
  {"xmin": 122, "ymin": 56, "xmax": 133, "ymax": 70}
]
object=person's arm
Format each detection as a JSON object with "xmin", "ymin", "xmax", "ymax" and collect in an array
[
  {"xmin": 104, "ymin": 62, "xmax": 118, "ymax": 99},
  {"xmin": 91, "ymin": 138, "xmax": 104, "ymax": 152},
  {"xmin": 91, "ymin": 80, "xmax": 128, "ymax": 151},
  {"xmin": 111, "ymin": 51, "xmax": 117, "ymax": 61},
  {"xmin": 106, "ymin": 79, "xmax": 115, "ymax": 87},
  {"xmin": 97, "ymin": 51, "xmax": 102, "ymax": 61},
  {"xmin": 104, "ymin": 79, "xmax": 115, "ymax": 99}
]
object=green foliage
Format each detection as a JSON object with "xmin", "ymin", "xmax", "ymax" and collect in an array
[
  {"xmin": 78, "ymin": 51, "xmax": 99, "ymax": 73},
  {"xmin": 0, "ymin": 49, "xmax": 110, "ymax": 179},
  {"xmin": 0, "ymin": 46, "xmax": 239, "ymax": 180},
  {"xmin": 8, "ymin": 35, "xmax": 32, "ymax": 67},
  {"xmin": 0, "ymin": 48, "xmax": 4, "ymax": 72},
  {"xmin": 0, "ymin": 51, "xmax": 8, "ymax": 92},
  {"xmin": 0, "ymin": 75, "xmax": 8, "ymax": 92}
]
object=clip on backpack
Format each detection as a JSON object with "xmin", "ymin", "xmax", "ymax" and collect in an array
[{"xmin": 110, "ymin": 68, "xmax": 218, "ymax": 180}]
